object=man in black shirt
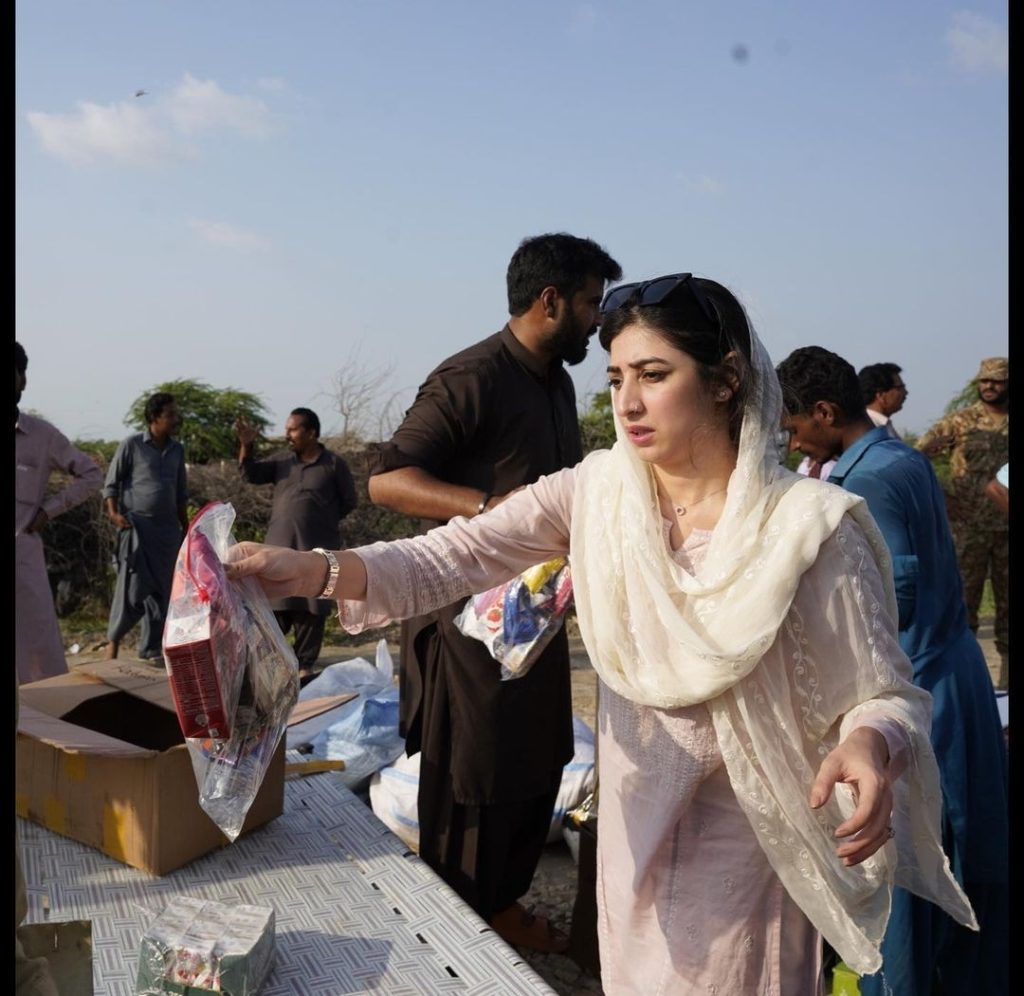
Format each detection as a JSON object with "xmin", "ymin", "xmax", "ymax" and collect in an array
[
  {"xmin": 237, "ymin": 407, "xmax": 357, "ymax": 680},
  {"xmin": 368, "ymin": 233, "xmax": 621, "ymax": 951}
]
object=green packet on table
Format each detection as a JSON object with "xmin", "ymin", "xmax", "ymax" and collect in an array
[{"xmin": 136, "ymin": 895, "xmax": 274, "ymax": 995}]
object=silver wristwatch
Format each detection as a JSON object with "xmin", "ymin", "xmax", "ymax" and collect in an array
[{"xmin": 312, "ymin": 547, "xmax": 340, "ymax": 599}]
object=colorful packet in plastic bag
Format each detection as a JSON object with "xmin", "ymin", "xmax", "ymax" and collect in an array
[
  {"xmin": 454, "ymin": 557, "xmax": 573, "ymax": 680},
  {"xmin": 163, "ymin": 501, "xmax": 299, "ymax": 841}
]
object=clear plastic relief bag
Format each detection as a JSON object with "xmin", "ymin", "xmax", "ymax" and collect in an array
[
  {"xmin": 454, "ymin": 556, "xmax": 573, "ymax": 680},
  {"xmin": 163, "ymin": 501, "xmax": 299, "ymax": 841}
]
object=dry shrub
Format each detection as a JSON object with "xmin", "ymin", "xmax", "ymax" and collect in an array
[{"xmin": 42, "ymin": 442, "xmax": 420, "ymax": 621}]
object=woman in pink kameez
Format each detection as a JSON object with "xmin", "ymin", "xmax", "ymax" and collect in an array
[{"xmin": 228, "ymin": 273, "xmax": 975, "ymax": 993}]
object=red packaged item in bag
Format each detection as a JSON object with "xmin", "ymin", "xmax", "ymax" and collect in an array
[{"xmin": 163, "ymin": 520, "xmax": 246, "ymax": 741}]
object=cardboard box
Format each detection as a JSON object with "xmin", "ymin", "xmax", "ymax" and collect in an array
[{"xmin": 16, "ymin": 660, "xmax": 353, "ymax": 876}]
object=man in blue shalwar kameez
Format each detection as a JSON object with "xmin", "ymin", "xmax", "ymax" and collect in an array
[
  {"xmin": 777, "ymin": 345, "xmax": 1008, "ymax": 996},
  {"xmin": 102, "ymin": 392, "xmax": 189, "ymax": 661}
]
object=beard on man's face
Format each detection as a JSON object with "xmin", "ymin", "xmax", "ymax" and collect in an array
[
  {"xmin": 979, "ymin": 383, "xmax": 1009, "ymax": 406},
  {"xmin": 548, "ymin": 314, "xmax": 593, "ymax": 367}
]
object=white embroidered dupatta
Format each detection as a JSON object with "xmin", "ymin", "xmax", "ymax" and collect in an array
[{"xmin": 569, "ymin": 322, "xmax": 976, "ymax": 973}]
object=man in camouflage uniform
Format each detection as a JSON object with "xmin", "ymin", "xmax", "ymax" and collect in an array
[{"xmin": 917, "ymin": 357, "xmax": 1009, "ymax": 687}]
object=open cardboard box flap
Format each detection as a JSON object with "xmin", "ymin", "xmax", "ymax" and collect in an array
[
  {"xmin": 18, "ymin": 660, "xmax": 356, "ymax": 736},
  {"xmin": 17, "ymin": 702, "xmax": 156, "ymax": 757}
]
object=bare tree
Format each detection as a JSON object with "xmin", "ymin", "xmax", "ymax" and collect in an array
[
  {"xmin": 374, "ymin": 387, "xmax": 413, "ymax": 443},
  {"xmin": 326, "ymin": 346, "xmax": 408, "ymax": 449}
]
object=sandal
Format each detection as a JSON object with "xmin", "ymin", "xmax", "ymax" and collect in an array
[{"xmin": 490, "ymin": 902, "xmax": 570, "ymax": 954}]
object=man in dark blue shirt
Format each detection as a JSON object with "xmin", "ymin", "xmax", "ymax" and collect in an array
[{"xmin": 777, "ymin": 346, "xmax": 1007, "ymax": 996}]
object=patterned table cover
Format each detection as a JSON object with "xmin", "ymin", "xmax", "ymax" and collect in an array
[{"xmin": 18, "ymin": 762, "xmax": 556, "ymax": 995}]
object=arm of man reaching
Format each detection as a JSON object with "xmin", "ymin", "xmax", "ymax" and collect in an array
[
  {"xmin": 368, "ymin": 466, "xmax": 509, "ymax": 521},
  {"xmin": 235, "ymin": 418, "xmax": 276, "ymax": 485}
]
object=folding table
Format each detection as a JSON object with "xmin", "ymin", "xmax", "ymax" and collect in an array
[{"xmin": 18, "ymin": 761, "xmax": 557, "ymax": 995}]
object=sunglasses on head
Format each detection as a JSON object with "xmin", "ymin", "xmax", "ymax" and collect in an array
[{"xmin": 599, "ymin": 272, "xmax": 720, "ymax": 329}]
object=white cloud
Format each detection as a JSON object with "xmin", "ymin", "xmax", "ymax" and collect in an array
[
  {"xmin": 26, "ymin": 101, "xmax": 185, "ymax": 166},
  {"xmin": 189, "ymin": 218, "xmax": 272, "ymax": 253},
  {"xmin": 946, "ymin": 11, "xmax": 1008, "ymax": 75},
  {"xmin": 167, "ymin": 74, "xmax": 273, "ymax": 137},
  {"xmin": 26, "ymin": 73, "xmax": 277, "ymax": 166},
  {"xmin": 677, "ymin": 173, "xmax": 725, "ymax": 195}
]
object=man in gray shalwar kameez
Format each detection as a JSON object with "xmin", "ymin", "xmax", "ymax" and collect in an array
[
  {"xmin": 236, "ymin": 407, "xmax": 357, "ymax": 679},
  {"xmin": 103, "ymin": 392, "xmax": 189, "ymax": 660}
]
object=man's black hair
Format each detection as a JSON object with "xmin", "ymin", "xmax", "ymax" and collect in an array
[
  {"xmin": 506, "ymin": 233, "xmax": 621, "ymax": 316},
  {"xmin": 144, "ymin": 392, "xmax": 177, "ymax": 424},
  {"xmin": 15, "ymin": 340, "xmax": 27, "ymax": 375},
  {"xmin": 858, "ymin": 362, "xmax": 903, "ymax": 405},
  {"xmin": 776, "ymin": 346, "xmax": 867, "ymax": 420},
  {"xmin": 290, "ymin": 407, "xmax": 321, "ymax": 438}
]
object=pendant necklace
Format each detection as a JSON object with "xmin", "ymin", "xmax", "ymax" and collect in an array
[{"xmin": 670, "ymin": 485, "xmax": 728, "ymax": 516}]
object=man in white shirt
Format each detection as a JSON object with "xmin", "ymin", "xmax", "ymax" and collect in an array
[
  {"xmin": 858, "ymin": 362, "xmax": 907, "ymax": 439},
  {"xmin": 796, "ymin": 455, "xmax": 837, "ymax": 480}
]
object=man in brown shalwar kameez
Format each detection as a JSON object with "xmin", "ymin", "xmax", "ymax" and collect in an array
[{"xmin": 367, "ymin": 233, "xmax": 621, "ymax": 951}]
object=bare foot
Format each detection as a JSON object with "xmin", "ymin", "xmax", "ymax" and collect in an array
[{"xmin": 104, "ymin": 641, "xmax": 119, "ymax": 660}]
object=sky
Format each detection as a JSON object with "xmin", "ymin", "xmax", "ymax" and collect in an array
[{"xmin": 16, "ymin": 1, "xmax": 1007, "ymax": 443}]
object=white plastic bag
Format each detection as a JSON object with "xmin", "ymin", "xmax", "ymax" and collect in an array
[
  {"xmin": 547, "ymin": 717, "xmax": 597, "ymax": 842},
  {"xmin": 286, "ymin": 640, "xmax": 406, "ymax": 792},
  {"xmin": 369, "ymin": 751, "xmax": 422, "ymax": 852},
  {"xmin": 368, "ymin": 716, "xmax": 597, "ymax": 851}
]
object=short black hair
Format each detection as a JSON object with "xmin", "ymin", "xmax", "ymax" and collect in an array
[
  {"xmin": 858, "ymin": 362, "xmax": 903, "ymax": 404},
  {"xmin": 144, "ymin": 392, "xmax": 177, "ymax": 424},
  {"xmin": 290, "ymin": 407, "xmax": 320, "ymax": 437},
  {"xmin": 506, "ymin": 233, "xmax": 621, "ymax": 316},
  {"xmin": 776, "ymin": 346, "xmax": 866, "ymax": 420},
  {"xmin": 15, "ymin": 341, "xmax": 27, "ymax": 375}
]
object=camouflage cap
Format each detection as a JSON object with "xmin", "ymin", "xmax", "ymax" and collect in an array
[{"xmin": 977, "ymin": 357, "xmax": 1009, "ymax": 381}]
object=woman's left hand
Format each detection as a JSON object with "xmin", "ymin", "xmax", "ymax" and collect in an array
[{"xmin": 809, "ymin": 726, "xmax": 894, "ymax": 867}]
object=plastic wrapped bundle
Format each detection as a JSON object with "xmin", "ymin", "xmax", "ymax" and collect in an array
[
  {"xmin": 135, "ymin": 894, "xmax": 275, "ymax": 995},
  {"xmin": 454, "ymin": 557, "xmax": 573, "ymax": 680}
]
